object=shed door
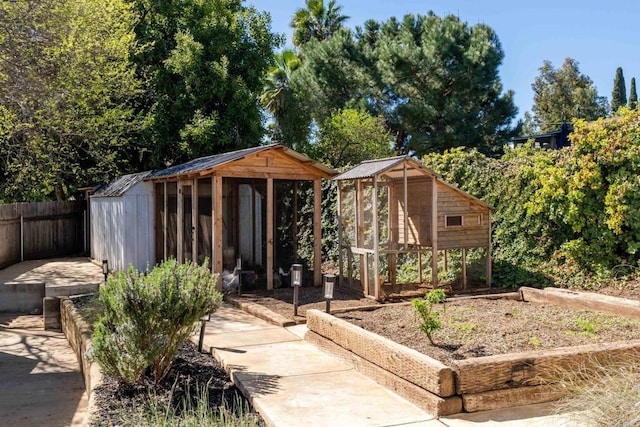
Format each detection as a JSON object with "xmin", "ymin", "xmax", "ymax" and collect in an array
[{"xmin": 180, "ymin": 182, "xmax": 195, "ymax": 262}]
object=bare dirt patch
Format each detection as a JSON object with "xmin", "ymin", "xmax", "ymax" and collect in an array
[
  {"xmin": 335, "ymin": 298, "xmax": 640, "ymax": 365},
  {"xmin": 234, "ymin": 285, "xmax": 380, "ymax": 322},
  {"xmin": 595, "ymin": 280, "xmax": 640, "ymax": 300}
]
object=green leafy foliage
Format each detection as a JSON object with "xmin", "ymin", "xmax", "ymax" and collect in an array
[
  {"xmin": 629, "ymin": 77, "xmax": 638, "ymax": 110},
  {"xmin": 424, "ymin": 109, "xmax": 640, "ymax": 288},
  {"xmin": 0, "ymin": 0, "xmax": 143, "ymax": 201},
  {"xmin": 290, "ymin": 0, "xmax": 349, "ymax": 47},
  {"xmin": 411, "ymin": 289, "xmax": 447, "ymax": 345},
  {"xmin": 91, "ymin": 259, "xmax": 222, "ymax": 385},
  {"xmin": 530, "ymin": 58, "xmax": 608, "ymax": 132},
  {"xmin": 611, "ymin": 67, "xmax": 627, "ymax": 113}
]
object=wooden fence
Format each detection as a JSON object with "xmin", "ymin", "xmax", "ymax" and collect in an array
[{"xmin": 0, "ymin": 201, "xmax": 84, "ymax": 269}]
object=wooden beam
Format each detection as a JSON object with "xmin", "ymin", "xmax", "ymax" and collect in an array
[
  {"xmin": 356, "ymin": 179, "xmax": 365, "ymax": 293},
  {"xmin": 293, "ymin": 181, "xmax": 298, "ymax": 262},
  {"xmin": 177, "ymin": 181, "xmax": 184, "ymax": 263},
  {"xmin": 487, "ymin": 210, "xmax": 492, "ymax": 287},
  {"xmin": 213, "ymin": 176, "xmax": 223, "ymax": 291},
  {"xmin": 403, "ymin": 162, "xmax": 408, "ymax": 251},
  {"xmin": 313, "ymin": 179, "xmax": 322, "ymax": 286},
  {"xmin": 337, "ymin": 181, "xmax": 343, "ymax": 286},
  {"xmin": 431, "ymin": 178, "xmax": 438, "ymax": 288},
  {"xmin": 163, "ymin": 182, "xmax": 167, "ymax": 261},
  {"xmin": 267, "ymin": 178, "xmax": 274, "ymax": 290},
  {"xmin": 462, "ymin": 248, "xmax": 467, "ymax": 290},
  {"xmin": 373, "ymin": 176, "xmax": 380, "ymax": 300},
  {"xmin": 192, "ymin": 179, "xmax": 198, "ymax": 263}
]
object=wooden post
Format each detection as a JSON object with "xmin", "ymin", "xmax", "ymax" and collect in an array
[
  {"xmin": 388, "ymin": 182, "xmax": 397, "ymax": 286},
  {"xmin": 213, "ymin": 176, "xmax": 223, "ymax": 291},
  {"xmin": 337, "ymin": 181, "xmax": 343, "ymax": 286},
  {"xmin": 443, "ymin": 250, "xmax": 448, "ymax": 272},
  {"xmin": 193, "ymin": 180, "xmax": 198, "ymax": 263},
  {"xmin": 163, "ymin": 182, "xmax": 168, "ymax": 260},
  {"xmin": 403, "ymin": 162, "xmax": 408, "ymax": 251},
  {"xmin": 418, "ymin": 250, "xmax": 423, "ymax": 283},
  {"xmin": 177, "ymin": 181, "xmax": 184, "ymax": 263},
  {"xmin": 373, "ymin": 176, "xmax": 380, "ymax": 300},
  {"xmin": 487, "ymin": 211, "xmax": 492, "ymax": 287},
  {"xmin": 267, "ymin": 178, "xmax": 274, "ymax": 290},
  {"xmin": 462, "ymin": 248, "xmax": 467, "ymax": 290},
  {"xmin": 356, "ymin": 179, "xmax": 365, "ymax": 293},
  {"xmin": 293, "ymin": 181, "xmax": 298, "ymax": 262},
  {"xmin": 20, "ymin": 214, "xmax": 24, "ymax": 262},
  {"xmin": 313, "ymin": 179, "xmax": 322, "ymax": 286},
  {"xmin": 431, "ymin": 177, "xmax": 438, "ymax": 288}
]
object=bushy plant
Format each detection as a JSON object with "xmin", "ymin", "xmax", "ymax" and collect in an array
[
  {"xmin": 411, "ymin": 289, "xmax": 447, "ymax": 345},
  {"xmin": 91, "ymin": 259, "xmax": 222, "ymax": 384}
]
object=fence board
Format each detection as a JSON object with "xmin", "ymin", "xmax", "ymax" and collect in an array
[{"xmin": 0, "ymin": 201, "xmax": 84, "ymax": 269}]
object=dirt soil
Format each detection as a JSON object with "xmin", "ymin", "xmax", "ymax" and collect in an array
[{"xmin": 236, "ymin": 285, "xmax": 640, "ymax": 366}]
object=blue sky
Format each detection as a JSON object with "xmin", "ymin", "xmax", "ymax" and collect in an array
[{"xmin": 248, "ymin": 0, "xmax": 640, "ymax": 120}]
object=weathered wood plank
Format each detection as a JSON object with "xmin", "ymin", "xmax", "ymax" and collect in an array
[
  {"xmin": 454, "ymin": 339, "xmax": 640, "ymax": 394},
  {"xmin": 521, "ymin": 287, "xmax": 640, "ymax": 320},
  {"xmin": 462, "ymin": 384, "xmax": 566, "ymax": 413}
]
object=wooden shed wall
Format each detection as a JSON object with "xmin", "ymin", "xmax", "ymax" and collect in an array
[
  {"xmin": 91, "ymin": 181, "xmax": 154, "ymax": 271},
  {"xmin": 436, "ymin": 183, "xmax": 490, "ymax": 249},
  {"xmin": 392, "ymin": 177, "xmax": 433, "ymax": 246}
]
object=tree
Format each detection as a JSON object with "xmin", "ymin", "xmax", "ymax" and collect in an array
[
  {"xmin": 531, "ymin": 58, "xmax": 608, "ymax": 132},
  {"xmin": 611, "ymin": 67, "xmax": 627, "ymax": 113},
  {"xmin": 290, "ymin": 0, "xmax": 349, "ymax": 47},
  {"xmin": 131, "ymin": 0, "xmax": 281, "ymax": 167},
  {"xmin": 312, "ymin": 109, "xmax": 393, "ymax": 168},
  {"xmin": 629, "ymin": 77, "xmax": 638, "ymax": 110},
  {"xmin": 260, "ymin": 50, "xmax": 311, "ymax": 150},
  {"xmin": 0, "ymin": 0, "xmax": 142, "ymax": 201},
  {"xmin": 293, "ymin": 13, "xmax": 519, "ymax": 156}
]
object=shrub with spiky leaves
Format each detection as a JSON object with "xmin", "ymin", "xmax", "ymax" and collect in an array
[{"xmin": 91, "ymin": 259, "xmax": 221, "ymax": 384}]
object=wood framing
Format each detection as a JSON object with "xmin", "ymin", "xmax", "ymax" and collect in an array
[
  {"xmin": 146, "ymin": 144, "xmax": 336, "ymax": 291},
  {"xmin": 334, "ymin": 157, "xmax": 492, "ymax": 301}
]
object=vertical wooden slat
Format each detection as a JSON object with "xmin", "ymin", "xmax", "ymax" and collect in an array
[
  {"xmin": 337, "ymin": 181, "xmax": 343, "ymax": 286},
  {"xmin": 293, "ymin": 181, "xmax": 298, "ymax": 262},
  {"xmin": 177, "ymin": 181, "xmax": 184, "ymax": 263},
  {"xmin": 373, "ymin": 176, "xmax": 380, "ymax": 300},
  {"xmin": 267, "ymin": 178, "xmax": 274, "ymax": 290},
  {"xmin": 403, "ymin": 162, "xmax": 408, "ymax": 251},
  {"xmin": 192, "ymin": 180, "xmax": 198, "ymax": 263},
  {"xmin": 462, "ymin": 248, "xmax": 467, "ymax": 290},
  {"xmin": 487, "ymin": 211, "xmax": 492, "ymax": 287},
  {"xmin": 213, "ymin": 176, "xmax": 223, "ymax": 290},
  {"xmin": 431, "ymin": 178, "xmax": 439, "ymax": 288},
  {"xmin": 356, "ymin": 179, "xmax": 365, "ymax": 293},
  {"xmin": 313, "ymin": 179, "xmax": 322, "ymax": 287},
  {"xmin": 163, "ymin": 182, "xmax": 168, "ymax": 260}
]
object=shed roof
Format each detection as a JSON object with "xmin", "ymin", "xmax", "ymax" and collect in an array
[
  {"xmin": 332, "ymin": 157, "xmax": 405, "ymax": 180},
  {"xmin": 147, "ymin": 144, "xmax": 335, "ymax": 180},
  {"xmin": 334, "ymin": 156, "xmax": 491, "ymax": 210},
  {"xmin": 92, "ymin": 171, "xmax": 152, "ymax": 198}
]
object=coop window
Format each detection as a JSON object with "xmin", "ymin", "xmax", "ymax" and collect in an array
[{"xmin": 445, "ymin": 215, "xmax": 463, "ymax": 227}]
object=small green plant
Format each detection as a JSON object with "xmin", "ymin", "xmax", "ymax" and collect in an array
[
  {"xmin": 91, "ymin": 259, "xmax": 222, "ymax": 385},
  {"xmin": 411, "ymin": 289, "xmax": 447, "ymax": 345},
  {"xmin": 528, "ymin": 336, "xmax": 543, "ymax": 349},
  {"xmin": 574, "ymin": 317, "xmax": 599, "ymax": 338}
]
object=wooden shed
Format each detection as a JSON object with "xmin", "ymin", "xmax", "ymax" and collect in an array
[
  {"xmin": 334, "ymin": 157, "xmax": 491, "ymax": 300},
  {"xmin": 145, "ymin": 144, "xmax": 336, "ymax": 290},
  {"xmin": 90, "ymin": 171, "xmax": 155, "ymax": 271}
]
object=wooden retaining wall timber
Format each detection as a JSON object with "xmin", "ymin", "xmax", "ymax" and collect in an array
[
  {"xmin": 306, "ymin": 290, "xmax": 640, "ymax": 415},
  {"xmin": 0, "ymin": 201, "xmax": 83, "ymax": 269}
]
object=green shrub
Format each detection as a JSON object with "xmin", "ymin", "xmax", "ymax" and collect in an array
[
  {"xmin": 91, "ymin": 259, "xmax": 222, "ymax": 384},
  {"xmin": 411, "ymin": 289, "xmax": 447, "ymax": 345}
]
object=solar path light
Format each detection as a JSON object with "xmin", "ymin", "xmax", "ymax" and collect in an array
[
  {"xmin": 291, "ymin": 264, "xmax": 303, "ymax": 316},
  {"xmin": 324, "ymin": 274, "xmax": 336, "ymax": 314}
]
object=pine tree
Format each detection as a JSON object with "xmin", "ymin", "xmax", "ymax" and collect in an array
[
  {"xmin": 611, "ymin": 67, "xmax": 627, "ymax": 112},
  {"xmin": 629, "ymin": 77, "xmax": 638, "ymax": 110}
]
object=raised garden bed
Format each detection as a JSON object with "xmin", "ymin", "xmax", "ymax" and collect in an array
[{"xmin": 305, "ymin": 287, "xmax": 640, "ymax": 416}]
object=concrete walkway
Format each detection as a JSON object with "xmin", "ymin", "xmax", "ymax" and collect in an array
[
  {"xmin": 0, "ymin": 257, "xmax": 103, "ymax": 288},
  {"xmin": 198, "ymin": 305, "xmax": 577, "ymax": 427},
  {"xmin": 0, "ymin": 314, "xmax": 87, "ymax": 426}
]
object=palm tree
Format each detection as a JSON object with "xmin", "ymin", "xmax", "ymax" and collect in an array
[
  {"xmin": 290, "ymin": 0, "xmax": 349, "ymax": 47},
  {"xmin": 259, "ymin": 50, "xmax": 300, "ymax": 118}
]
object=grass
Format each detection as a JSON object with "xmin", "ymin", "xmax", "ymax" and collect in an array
[
  {"xmin": 97, "ymin": 382, "xmax": 262, "ymax": 427},
  {"xmin": 555, "ymin": 359, "xmax": 640, "ymax": 427}
]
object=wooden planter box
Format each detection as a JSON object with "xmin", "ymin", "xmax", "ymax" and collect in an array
[{"xmin": 306, "ymin": 287, "xmax": 640, "ymax": 416}]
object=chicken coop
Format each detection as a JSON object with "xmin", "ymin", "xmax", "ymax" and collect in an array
[
  {"xmin": 333, "ymin": 157, "xmax": 492, "ymax": 300},
  {"xmin": 146, "ymin": 144, "xmax": 336, "ymax": 291}
]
